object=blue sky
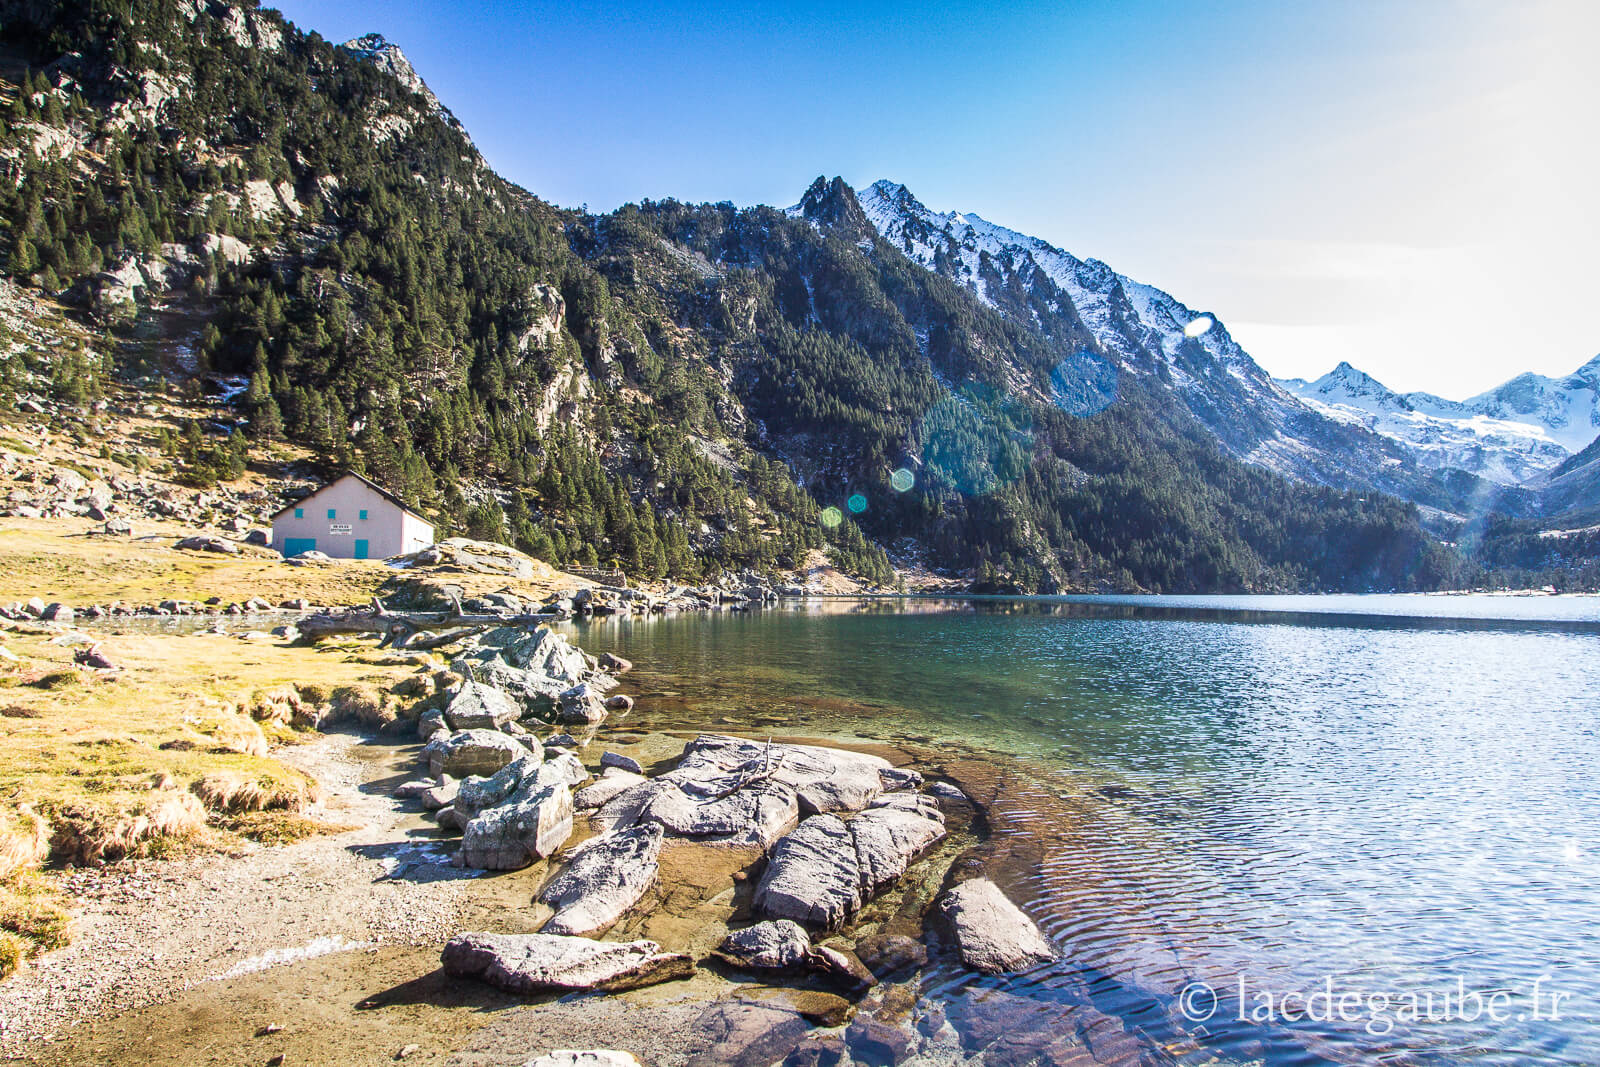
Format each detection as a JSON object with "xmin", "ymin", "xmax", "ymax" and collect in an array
[{"xmin": 273, "ymin": 0, "xmax": 1599, "ymax": 395}]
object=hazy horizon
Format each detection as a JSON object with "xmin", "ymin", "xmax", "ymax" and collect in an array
[{"xmin": 272, "ymin": 0, "xmax": 1600, "ymax": 398}]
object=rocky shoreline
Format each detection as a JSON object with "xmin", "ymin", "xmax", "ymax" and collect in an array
[{"xmin": 3, "ymin": 615, "xmax": 1204, "ymax": 1066}]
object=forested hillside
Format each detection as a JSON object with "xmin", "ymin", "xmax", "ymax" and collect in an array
[{"xmin": 0, "ymin": 0, "xmax": 1564, "ymax": 591}]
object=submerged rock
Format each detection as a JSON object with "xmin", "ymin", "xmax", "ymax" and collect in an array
[
  {"xmin": 938, "ymin": 878, "xmax": 1054, "ymax": 975},
  {"xmin": 540, "ymin": 822, "xmax": 664, "ymax": 935},
  {"xmin": 441, "ymin": 931, "xmax": 692, "ymax": 994}
]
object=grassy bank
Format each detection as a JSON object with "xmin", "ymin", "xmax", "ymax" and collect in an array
[{"xmin": 0, "ymin": 624, "xmax": 427, "ymax": 976}]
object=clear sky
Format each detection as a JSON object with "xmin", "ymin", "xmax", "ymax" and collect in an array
[{"xmin": 272, "ymin": 0, "xmax": 1598, "ymax": 397}]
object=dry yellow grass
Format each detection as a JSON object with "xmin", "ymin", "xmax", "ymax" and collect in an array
[
  {"xmin": 0, "ymin": 518, "xmax": 394, "ymax": 607},
  {"xmin": 0, "ymin": 625, "xmax": 423, "ymax": 967}
]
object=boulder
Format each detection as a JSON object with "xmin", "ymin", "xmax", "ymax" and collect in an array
[
  {"xmin": 461, "ymin": 759, "xmax": 574, "ymax": 869},
  {"xmin": 462, "ymin": 657, "xmax": 566, "ymax": 716},
  {"xmin": 637, "ymin": 772, "xmax": 799, "ymax": 850},
  {"xmin": 441, "ymin": 931, "xmax": 692, "ymax": 994},
  {"xmin": 39, "ymin": 603, "xmax": 73, "ymax": 622},
  {"xmin": 424, "ymin": 729, "xmax": 525, "ymax": 779},
  {"xmin": 175, "ymin": 534, "xmax": 239, "ymax": 554},
  {"xmin": 482, "ymin": 626, "xmax": 589, "ymax": 682},
  {"xmin": 539, "ymin": 822, "xmax": 664, "ymax": 935},
  {"xmin": 937, "ymin": 879, "xmax": 1054, "ymax": 975},
  {"xmin": 673, "ymin": 735, "xmax": 891, "ymax": 816},
  {"xmin": 597, "ymin": 652, "xmax": 632, "ymax": 673},
  {"xmin": 755, "ymin": 801, "xmax": 946, "ymax": 929},
  {"xmin": 417, "ymin": 707, "xmax": 449, "ymax": 742},
  {"xmin": 419, "ymin": 780, "xmax": 458, "ymax": 810},
  {"xmin": 444, "ymin": 680, "xmax": 522, "ymax": 732},
  {"xmin": 715, "ymin": 921, "xmax": 878, "ymax": 994},
  {"xmin": 604, "ymin": 694, "xmax": 634, "ymax": 713},
  {"xmin": 456, "ymin": 757, "xmax": 540, "ymax": 818},
  {"xmin": 546, "ymin": 750, "xmax": 589, "ymax": 787},
  {"xmin": 717, "ymin": 919, "xmax": 813, "ymax": 970},
  {"xmin": 851, "ymin": 795, "xmax": 947, "ymax": 898},
  {"xmin": 556, "ymin": 682, "xmax": 608, "ymax": 725}
]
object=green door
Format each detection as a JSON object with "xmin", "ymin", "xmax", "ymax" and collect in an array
[
  {"xmin": 354, "ymin": 539, "xmax": 369, "ymax": 560},
  {"xmin": 282, "ymin": 537, "xmax": 316, "ymax": 557}
]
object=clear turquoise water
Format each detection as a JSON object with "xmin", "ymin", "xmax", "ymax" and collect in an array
[{"xmin": 571, "ymin": 595, "xmax": 1600, "ymax": 1065}]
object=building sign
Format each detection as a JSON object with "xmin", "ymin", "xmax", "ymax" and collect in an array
[{"xmin": 329, "ymin": 523, "xmax": 353, "ymax": 535}]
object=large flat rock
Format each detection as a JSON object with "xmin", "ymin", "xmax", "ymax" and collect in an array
[
  {"xmin": 539, "ymin": 823, "xmax": 664, "ymax": 935},
  {"xmin": 754, "ymin": 799, "xmax": 946, "ymax": 929},
  {"xmin": 441, "ymin": 931, "xmax": 692, "ymax": 994}
]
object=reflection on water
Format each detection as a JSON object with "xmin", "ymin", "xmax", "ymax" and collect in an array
[{"xmin": 569, "ymin": 595, "xmax": 1600, "ymax": 1065}]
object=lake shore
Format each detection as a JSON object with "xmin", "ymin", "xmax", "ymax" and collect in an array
[{"xmin": 0, "ymin": 621, "xmax": 1112, "ymax": 1067}]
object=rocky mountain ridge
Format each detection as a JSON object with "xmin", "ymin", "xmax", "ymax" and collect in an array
[
  {"xmin": 851, "ymin": 178, "xmax": 1600, "ymax": 514},
  {"xmin": 1281, "ymin": 356, "xmax": 1600, "ymax": 485},
  {"xmin": 0, "ymin": 0, "xmax": 1591, "ymax": 590}
]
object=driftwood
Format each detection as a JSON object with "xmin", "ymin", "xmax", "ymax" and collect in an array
[{"xmin": 297, "ymin": 597, "xmax": 559, "ymax": 650}]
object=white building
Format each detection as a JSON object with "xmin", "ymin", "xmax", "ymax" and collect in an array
[{"xmin": 269, "ymin": 472, "xmax": 434, "ymax": 560}]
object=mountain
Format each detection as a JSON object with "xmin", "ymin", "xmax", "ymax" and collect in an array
[
  {"xmin": 852, "ymin": 180, "xmax": 1521, "ymax": 519},
  {"xmin": 0, "ymin": 0, "xmax": 1586, "ymax": 592},
  {"xmin": 1280, "ymin": 358, "xmax": 1599, "ymax": 486}
]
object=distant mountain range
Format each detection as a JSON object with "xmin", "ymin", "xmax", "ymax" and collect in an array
[
  {"xmin": 853, "ymin": 179, "xmax": 1599, "ymax": 506},
  {"xmin": 1280, "ymin": 357, "xmax": 1600, "ymax": 486}
]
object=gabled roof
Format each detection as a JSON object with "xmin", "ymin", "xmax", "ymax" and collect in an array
[{"xmin": 269, "ymin": 470, "xmax": 433, "ymax": 527}]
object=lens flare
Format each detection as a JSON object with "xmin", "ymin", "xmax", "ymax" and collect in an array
[
  {"xmin": 890, "ymin": 468, "xmax": 914, "ymax": 492},
  {"xmin": 1183, "ymin": 316, "xmax": 1214, "ymax": 339},
  {"xmin": 847, "ymin": 493, "xmax": 867, "ymax": 514},
  {"xmin": 819, "ymin": 506, "xmax": 842, "ymax": 528}
]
